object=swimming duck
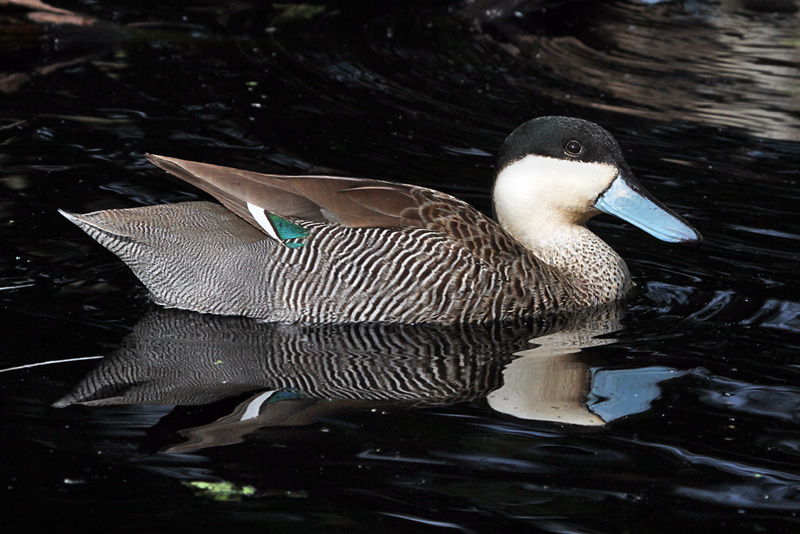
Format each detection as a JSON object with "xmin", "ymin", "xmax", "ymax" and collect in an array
[{"xmin": 61, "ymin": 116, "xmax": 701, "ymax": 324}]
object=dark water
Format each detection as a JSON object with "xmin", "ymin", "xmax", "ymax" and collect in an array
[{"xmin": 2, "ymin": 0, "xmax": 800, "ymax": 531}]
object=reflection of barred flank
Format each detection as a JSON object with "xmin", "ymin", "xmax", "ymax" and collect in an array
[{"xmin": 55, "ymin": 310, "xmax": 553, "ymax": 408}]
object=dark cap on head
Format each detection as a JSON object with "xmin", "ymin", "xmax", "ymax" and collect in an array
[{"xmin": 497, "ymin": 116, "xmax": 628, "ymax": 172}]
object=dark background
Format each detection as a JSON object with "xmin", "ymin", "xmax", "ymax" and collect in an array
[{"xmin": 2, "ymin": 1, "xmax": 799, "ymax": 532}]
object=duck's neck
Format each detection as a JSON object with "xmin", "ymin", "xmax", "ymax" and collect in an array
[
  {"xmin": 492, "ymin": 156, "xmax": 632, "ymax": 306},
  {"xmin": 539, "ymin": 223, "xmax": 631, "ymax": 304},
  {"xmin": 500, "ymin": 213, "xmax": 633, "ymax": 306}
]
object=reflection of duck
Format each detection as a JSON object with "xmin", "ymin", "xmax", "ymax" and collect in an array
[
  {"xmin": 53, "ymin": 305, "xmax": 686, "ymax": 451},
  {"xmin": 61, "ymin": 117, "xmax": 700, "ymax": 323},
  {"xmin": 52, "ymin": 308, "xmax": 543, "ymax": 409}
]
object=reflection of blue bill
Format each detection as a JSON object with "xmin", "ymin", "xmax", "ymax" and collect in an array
[{"xmin": 588, "ymin": 366, "xmax": 689, "ymax": 422}]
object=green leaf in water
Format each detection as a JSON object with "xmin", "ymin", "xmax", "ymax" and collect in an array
[
  {"xmin": 272, "ymin": 4, "xmax": 326, "ymax": 25},
  {"xmin": 183, "ymin": 481, "xmax": 257, "ymax": 501}
]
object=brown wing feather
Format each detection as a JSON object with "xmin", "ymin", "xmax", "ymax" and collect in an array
[
  {"xmin": 145, "ymin": 154, "xmax": 527, "ymax": 265},
  {"xmin": 146, "ymin": 154, "xmax": 424, "ymax": 229},
  {"xmin": 337, "ymin": 186, "xmax": 423, "ymax": 225}
]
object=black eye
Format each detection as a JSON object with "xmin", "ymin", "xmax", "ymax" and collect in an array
[{"xmin": 564, "ymin": 140, "xmax": 582, "ymax": 156}]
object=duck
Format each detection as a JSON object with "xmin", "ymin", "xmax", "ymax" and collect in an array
[{"xmin": 60, "ymin": 116, "xmax": 701, "ymax": 324}]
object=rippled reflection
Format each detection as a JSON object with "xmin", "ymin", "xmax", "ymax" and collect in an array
[
  {"xmin": 54, "ymin": 306, "xmax": 686, "ymax": 452},
  {"xmin": 471, "ymin": 0, "xmax": 800, "ymax": 138},
  {"xmin": 2, "ymin": 0, "xmax": 799, "ymax": 528}
]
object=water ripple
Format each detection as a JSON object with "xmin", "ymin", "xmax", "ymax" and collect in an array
[
  {"xmin": 473, "ymin": 0, "xmax": 800, "ymax": 138},
  {"xmin": 700, "ymin": 376, "xmax": 800, "ymax": 424}
]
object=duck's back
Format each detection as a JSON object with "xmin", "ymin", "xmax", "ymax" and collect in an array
[{"xmin": 64, "ymin": 201, "xmax": 574, "ymax": 323}]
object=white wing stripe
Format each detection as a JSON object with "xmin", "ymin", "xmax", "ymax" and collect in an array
[{"xmin": 247, "ymin": 202, "xmax": 279, "ymax": 241}]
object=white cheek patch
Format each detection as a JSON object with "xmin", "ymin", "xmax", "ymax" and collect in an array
[{"xmin": 494, "ymin": 155, "xmax": 617, "ymax": 220}]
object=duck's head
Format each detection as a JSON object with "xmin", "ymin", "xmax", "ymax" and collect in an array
[{"xmin": 493, "ymin": 116, "xmax": 701, "ymax": 243}]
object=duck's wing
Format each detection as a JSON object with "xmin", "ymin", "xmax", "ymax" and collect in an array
[
  {"xmin": 146, "ymin": 154, "xmax": 525, "ymax": 263},
  {"xmin": 147, "ymin": 154, "xmax": 418, "ymax": 228}
]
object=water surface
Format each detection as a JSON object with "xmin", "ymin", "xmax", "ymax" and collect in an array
[{"xmin": 2, "ymin": 0, "xmax": 800, "ymax": 531}]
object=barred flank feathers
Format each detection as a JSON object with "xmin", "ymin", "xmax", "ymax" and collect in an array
[{"xmin": 61, "ymin": 201, "xmax": 572, "ymax": 323}]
